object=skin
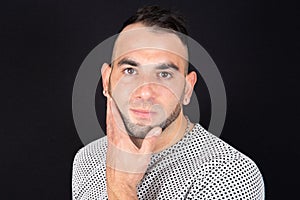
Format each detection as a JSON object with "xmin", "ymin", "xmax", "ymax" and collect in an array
[{"xmin": 101, "ymin": 23, "xmax": 197, "ymax": 199}]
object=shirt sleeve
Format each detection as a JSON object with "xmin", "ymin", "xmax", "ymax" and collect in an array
[
  {"xmin": 72, "ymin": 149, "xmax": 83, "ymax": 200},
  {"xmin": 186, "ymin": 155, "xmax": 265, "ymax": 199}
]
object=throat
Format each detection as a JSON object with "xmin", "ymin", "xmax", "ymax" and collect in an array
[{"xmin": 129, "ymin": 136, "xmax": 143, "ymax": 149}]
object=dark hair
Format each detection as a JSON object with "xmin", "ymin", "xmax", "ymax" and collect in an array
[{"xmin": 119, "ymin": 5, "xmax": 188, "ymax": 45}]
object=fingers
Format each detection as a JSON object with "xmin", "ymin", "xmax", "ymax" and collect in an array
[
  {"xmin": 106, "ymin": 95, "xmax": 127, "ymax": 141},
  {"xmin": 110, "ymin": 97, "xmax": 127, "ymax": 133},
  {"xmin": 140, "ymin": 127, "xmax": 162, "ymax": 154},
  {"xmin": 106, "ymin": 95, "xmax": 114, "ymax": 141},
  {"xmin": 145, "ymin": 127, "xmax": 162, "ymax": 138}
]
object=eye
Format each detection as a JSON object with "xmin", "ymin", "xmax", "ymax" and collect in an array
[
  {"xmin": 158, "ymin": 71, "xmax": 172, "ymax": 79},
  {"xmin": 123, "ymin": 68, "xmax": 137, "ymax": 75}
]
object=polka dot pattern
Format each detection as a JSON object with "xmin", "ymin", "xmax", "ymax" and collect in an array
[{"xmin": 72, "ymin": 124, "xmax": 265, "ymax": 199}]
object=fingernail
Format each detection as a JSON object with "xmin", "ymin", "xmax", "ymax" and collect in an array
[{"xmin": 147, "ymin": 127, "xmax": 162, "ymax": 137}]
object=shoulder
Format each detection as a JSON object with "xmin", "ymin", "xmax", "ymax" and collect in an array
[
  {"xmin": 72, "ymin": 137, "xmax": 108, "ymax": 199},
  {"xmin": 73, "ymin": 136, "xmax": 108, "ymax": 167},
  {"xmin": 189, "ymin": 124, "xmax": 261, "ymax": 165},
  {"xmin": 72, "ymin": 136, "xmax": 107, "ymax": 182},
  {"xmin": 187, "ymin": 124, "xmax": 265, "ymax": 199}
]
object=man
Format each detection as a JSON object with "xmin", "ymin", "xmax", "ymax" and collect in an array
[{"xmin": 72, "ymin": 6, "xmax": 264, "ymax": 199}]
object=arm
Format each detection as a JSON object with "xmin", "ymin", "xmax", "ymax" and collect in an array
[
  {"xmin": 72, "ymin": 149, "xmax": 83, "ymax": 200},
  {"xmin": 105, "ymin": 96, "xmax": 161, "ymax": 200}
]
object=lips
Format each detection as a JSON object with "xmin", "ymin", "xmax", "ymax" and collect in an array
[{"xmin": 130, "ymin": 108, "xmax": 156, "ymax": 118}]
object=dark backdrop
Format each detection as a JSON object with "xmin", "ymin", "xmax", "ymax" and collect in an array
[{"xmin": 1, "ymin": 0, "xmax": 299, "ymax": 199}]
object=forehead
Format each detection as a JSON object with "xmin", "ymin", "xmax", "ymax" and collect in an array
[
  {"xmin": 117, "ymin": 49, "xmax": 186, "ymax": 70},
  {"xmin": 112, "ymin": 23, "xmax": 188, "ymax": 65}
]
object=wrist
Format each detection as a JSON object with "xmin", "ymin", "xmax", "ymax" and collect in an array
[{"xmin": 107, "ymin": 183, "xmax": 138, "ymax": 200}]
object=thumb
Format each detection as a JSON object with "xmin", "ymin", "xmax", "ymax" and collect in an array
[{"xmin": 140, "ymin": 127, "xmax": 162, "ymax": 153}]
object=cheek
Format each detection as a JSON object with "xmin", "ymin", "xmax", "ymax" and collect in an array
[
  {"xmin": 160, "ymin": 83, "xmax": 185, "ymax": 102},
  {"xmin": 157, "ymin": 86, "xmax": 184, "ymax": 112},
  {"xmin": 111, "ymin": 82, "xmax": 135, "ymax": 109}
]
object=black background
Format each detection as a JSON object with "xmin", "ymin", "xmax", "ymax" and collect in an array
[{"xmin": 1, "ymin": 0, "xmax": 299, "ymax": 199}]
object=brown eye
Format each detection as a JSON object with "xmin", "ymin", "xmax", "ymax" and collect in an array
[
  {"xmin": 159, "ymin": 71, "xmax": 172, "ymax": 79},
  {"xmin": 124, "ymin": 68, "xmax": 136, "ymax": 75}
]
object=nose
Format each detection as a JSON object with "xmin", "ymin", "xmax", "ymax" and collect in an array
[{"xmin": 133, "ymin": 83, "xmax": 157, "ymax": 101}]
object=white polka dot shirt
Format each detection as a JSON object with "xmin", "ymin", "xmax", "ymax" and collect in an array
[{"xmin": 72, "ymin": 124, "xmax": 265, "ymax": 199}]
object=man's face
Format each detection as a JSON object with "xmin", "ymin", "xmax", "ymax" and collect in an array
[{"xmin": 106, "ymin": 24, "xmax": 190, "ymax": 138}]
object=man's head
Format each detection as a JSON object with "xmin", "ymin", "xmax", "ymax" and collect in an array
[
  {"xmin": 119, "ymin": 5, "xmax": 188, "ymax": 46},
  {"xmin": 102, "ymin": 6, "xmax": 197, "ymax": 138},
  {"xmin": 114, "ymin": 5, "xmax": 189, "ymax": 75}
]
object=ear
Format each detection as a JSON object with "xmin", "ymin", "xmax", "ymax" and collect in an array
[
  {"xmin": 183, "ymin": 71, "xmax": 197, "ymax": 105},
  {"xmin": 101, "ymin": 63, "xmax": 112, "ymax": 97}
]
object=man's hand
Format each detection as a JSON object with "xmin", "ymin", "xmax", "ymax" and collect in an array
[{"xmin": 105, "ymin": 96, "xmax": 162, "ymax": 200}]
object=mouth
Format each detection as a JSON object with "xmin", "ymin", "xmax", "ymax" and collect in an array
[{"xmin": 129, "ymin": 108, "xmax": 156, "ymax": 119}]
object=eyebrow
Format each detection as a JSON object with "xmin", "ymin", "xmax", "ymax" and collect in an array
[
  {"xmin": 117, "ymin": 57, "xmax": 179, "ymax": 71},
  {"xmin": 156, "ymin": 63, "xmax": 179, "ymax": 71},
  {"xmin": 117, "ymin": 58, "xmax": 140, "ymax": 67}
]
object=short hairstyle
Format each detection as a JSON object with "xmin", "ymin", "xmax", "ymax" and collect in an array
[{"xmin": 119, "ymin": 5, "xmax": 188, "ymax": 46}]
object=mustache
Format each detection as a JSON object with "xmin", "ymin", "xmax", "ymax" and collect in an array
[
  {"xmin": 111, "ymin": 96, "xmax": 159, "ymax": 113},
  {"xmin": 130, "ymin": 98, "xmax": 156, "ymax": 109}
]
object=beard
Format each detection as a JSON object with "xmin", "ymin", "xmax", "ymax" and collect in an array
[{"xmin": 114, "ymin": 101, "xmax": 182, "ymax": 139}]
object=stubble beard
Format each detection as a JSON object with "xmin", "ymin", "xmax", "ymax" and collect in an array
[{"xmin": 118, "ymin": 102, "xmax": 182, "ymax": 139}]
